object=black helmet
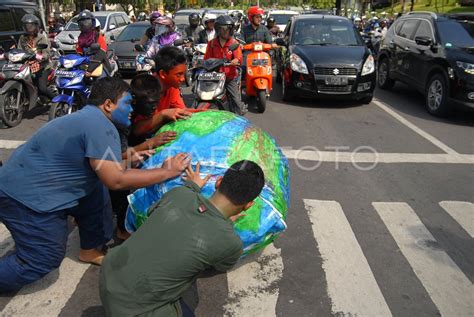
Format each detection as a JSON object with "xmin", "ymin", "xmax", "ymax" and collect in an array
[
  {"xmin": 215, "ymin": 15, "xmax": 235, "ymax": 36},
  {"xmin": 21, "ymin": 14, "xmax": 40, "ymax": 25},
  {"xmin": 188, "ymin": 12, "xmax": 200, "ymax": 26},
  {"xmin": 267, "ymin": 17, "xmax": 276, "ymax": 24},
  {"xmin": 77, "ymin": 10, "xmax": 95, "ymax": 32}
]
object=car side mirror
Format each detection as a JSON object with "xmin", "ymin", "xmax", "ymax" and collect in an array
[
  {"xmin": 59, "ymin": 26, "xmax": 64, "ymax": 32},
  {"xmin": 134, "ymin": 44, "xmax": 145, "ymax": 52},
  {"xmin": 415, "ymin": 36, "xmax": 432, "ymax": 47},
  {"xmin": 275, "ymin": 38, "xmax": 286, "ymax": 47},
  {"xmin": 109, "ymin": 24, "xmax": 116, "ymax": 31},
  {"xmin": 37, "ymin": 43, "xmax": 48, "ymax": 49},
  {"xmin": 110, "ymin": 35, "xmax": 115, "ymax": 41}
]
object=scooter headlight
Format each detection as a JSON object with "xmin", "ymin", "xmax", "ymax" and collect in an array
[
  {"xmin": 14, "ymin": 66, "xmax": 30, "ymax": 80},
  {"xmin": 62, "ymin": 59, "xmax": 76, "ymax": 69},
  {"xmin": 66, "ymin": 74, "xmax": 84, "ymax": 86},
  {"xmin": 8, "ymin": 53, "xmax": 25, "ymax": 63}
]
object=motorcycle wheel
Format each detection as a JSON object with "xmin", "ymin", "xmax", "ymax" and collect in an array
[
  {"xmin": 48, "ymin": 102, "xmax": 70, "ymax": 121},
  {"xmin": 0, "ymin": 88, "xmax": 25, "ymax": 127},
  {"xmin": 256, "ymin": 90, "xmax": 267, "ymax": 113}
]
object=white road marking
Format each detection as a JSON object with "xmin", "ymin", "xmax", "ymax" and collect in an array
[
  {"xmin": 373, "ymin": 99, "xmax": 459, "ymax": 155},
  {"xmin": 0, "ymin": 140, "xmax": 26, "ymax": 149},
  {"xmin": 1, "ymin": 228, "xmax": 90, "ymax": 316},
  {"xmin": 283, "ymin": 149, "xmax": 474, "ymax": 164},
  {"xmin": 439, "ymin": 201, "xmax": 474, "ymax": 238},
  {"xmin": 304, "ymin": 199, "xmax": 392, "ymax": 317},
  {"xmin": 373, "ymin": 202, "xmax": 474, "ymax": 317},
  {"xmin": 224, "ymin": 243, "xmax": 283, "ymax": 317},
  {"xmin": 0, "ymin": 223, "xmax": 14, "ymax": 258}
]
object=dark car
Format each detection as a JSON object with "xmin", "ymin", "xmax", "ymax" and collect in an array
[
  {"xmin": 0, "ymin": 1, "xmax": 44, "ymax": 51},
  {"xmin": 377, "ymin": 12, "xmax": 474, "ymax": 116},
  {"xmin": 276, "ymin": 15, "xmax": 376, "ymax": 104},
  {"xmin": 108, "ymin": 21, "xmax": 149, "ymax": 75}
]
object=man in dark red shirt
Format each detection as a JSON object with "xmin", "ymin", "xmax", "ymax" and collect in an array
[{"xmin": 204, "ymin": 15, "xmax": 247, "ymax": 115}]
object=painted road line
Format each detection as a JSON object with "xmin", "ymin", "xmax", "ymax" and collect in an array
[
  {"xmin": 1, "ymin": 228, "xmax": 90, "ymax": 316},
  {"xmin": 373, "ymin": 202, "xmax": 474, "ymax": 317},
  {"xmin": 224, "ymin": 243, "xmax": 283, "ymax": 317},
  {"xmin": 439, "ymin": 201, "xmax": 474, "ymax": 238},
  {"xmin": 373, "ymin": 99, "xmax": 458, "ymax": 155},
  {"xmin": 282, "ymin": 149, "xmax": 474, "ymax": 165},
  {"xmin": 0, "ymin": 140, "xmax": 26, "ymax": 149},
  {"xmin": 304, "ymin": 199, "xmax": 392, "ymax": 317},
  {"xmin": 0, "ymin": 223, "xmax": 14, "ymax": 258}
]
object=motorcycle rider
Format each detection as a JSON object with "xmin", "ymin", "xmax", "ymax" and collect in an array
[
  {"xmin": 18, "ymin": 14, "xmax": 55, "ymax": 100},
  {"xmin": 139, "ymin": 11, "xmax": 162, "ymax": 47},
  {"xmin": 185, "ymin": 13, "xmax": 204, "ymax": 43},
  {"xmin": 146, "ymin": 17, "xmax": 181, "ymax": 59},
  {"xmin": 266, "ymin": 17, "xmax": 280, "ymax": 37},
  {"xmin": 197, "ymin": 14, "xmax": 217, "ymax": 44},
  {"xmin": 76, "ymin": 10, "xmax": 112, "ymax": 76},
  {"xmin": 242, "ymin": 6, "xmax": 272, "ymax": 44},
  {"xmin": 204, "ymin": 15, "xmax": 247, "ymax": 116}
]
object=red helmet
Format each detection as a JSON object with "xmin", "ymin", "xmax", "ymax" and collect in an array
[{"xmin": 248, "ymin": 6, "xmax": 264, "ymax": 22}]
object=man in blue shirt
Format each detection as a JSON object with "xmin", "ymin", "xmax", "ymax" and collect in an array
[{"xmin": 0, "ymin": 77, "xmax": 191, "ymax": 292}]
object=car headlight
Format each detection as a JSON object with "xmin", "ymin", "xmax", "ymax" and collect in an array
[
  {"xmin": 361, "ymin": 55, "xmax": 375, "ymax": 76},
  {"xmin": 456, "ymin": 61, "xmax": 474, "ymax": 75},
  {"xmin": 290, "ymin": 53, "xmax": 309, "ymax": 74}
]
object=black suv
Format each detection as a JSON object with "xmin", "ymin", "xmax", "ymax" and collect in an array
[
  {"xmin": 377, "ymin": 12, "xmax": 474, "ymax": 116},
  {"xmin": 0, "ymin": 1, "xmax": 43, "ymax": 51}
]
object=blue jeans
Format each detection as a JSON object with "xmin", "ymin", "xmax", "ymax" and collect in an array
[{"xmin": 0, "ymin": 184, "xmax": 112, "ymax": 292}]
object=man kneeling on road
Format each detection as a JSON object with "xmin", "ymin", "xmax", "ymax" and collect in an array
[
  {"xmin": 100, "ymin": 160, "xmax": 265, "ymax": 317},
  {"xmin": 0, "ymin": 77, "xmax": 190, "ymax": 292}
]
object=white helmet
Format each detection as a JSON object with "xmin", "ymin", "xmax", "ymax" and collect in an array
[
  {"xmin": 354, "ymin": 17, "xmax": 361, "ymax": 22},
  {"xmin": 95, "ymin": 18, "xmax": 102, "ymax": 30},
  {"xmin": 203, "ymin": 13, "xmax": 217, "ymax": 24}
]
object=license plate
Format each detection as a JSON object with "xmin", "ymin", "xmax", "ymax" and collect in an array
[
  {"xmin": 2, "ymin": 63, "xmax": 22, "ymax": 71},
  {"xmin": 198, "ymin": 72, "xmax": 223, "ymax": 81},
  {"xmin": 56, "ymin": 70, "xmax": 75, "ymax": 78},
  {"xmin": 120, "ymin": 61, "xmax": 135, "ymax": 69},
  {"xmin": 251, "ymin": 59, "xmax": 269, "ymax": 66},
  {"xmin": 325, "ymin": 76, "xmax": 348, "ymax": 86}
]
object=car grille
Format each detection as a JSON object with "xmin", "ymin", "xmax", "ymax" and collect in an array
[
  {"xmin": 314, "ymin": 67, "xmax": 358, "ymax": 76},
  {"xmin": 317, "ymin": 85, "xmax": 353, "ymax": 94}
]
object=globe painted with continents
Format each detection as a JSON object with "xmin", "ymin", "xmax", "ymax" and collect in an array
[{"xmin": 125, "ymin": 111, "xmax": 290, "ymax": 256}]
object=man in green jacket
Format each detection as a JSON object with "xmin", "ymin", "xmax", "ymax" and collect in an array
[{"xmin": 100, "ymin": 160, "xmax": 265, "ymax": 316}]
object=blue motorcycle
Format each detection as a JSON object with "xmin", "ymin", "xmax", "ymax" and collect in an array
[{"xmin": 48, "ymin": 53, "xmax": 90, "ymax": 120}]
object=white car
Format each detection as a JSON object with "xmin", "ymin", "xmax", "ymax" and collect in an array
[
  {"xmin": 266, "ymin": 10, "xmax": 300, "ymax": 32},
  {"xmin": 54, "ymin": 11, "xmax": 130, "ymax": 54}
]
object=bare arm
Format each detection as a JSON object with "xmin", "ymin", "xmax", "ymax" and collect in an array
[
  {"xmin": 133, "ymin": 108, "xmax": 191, "ymax": 137},
  {"xmin": 90, "ymin": 153, "xmax": 190, "ymax": 190}
]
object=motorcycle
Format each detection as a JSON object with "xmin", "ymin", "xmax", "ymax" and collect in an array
[
  {"xmin": 242, "ymin": 42, "xmax": 276, "ymax": 113},
  {"xmin": 134, "ymin": 44, "xmax": 155, "ymax": 74},
  {"xmin": 0, "ymin": 43, "xmax": 51, "ymax": 127},
  {"xmin": 49, "ymin": 36, "xmax": 118, "ymax": 120},
  {"xmin": 191, "ymin": 43, "xmax": 240, "ymax": 112}
]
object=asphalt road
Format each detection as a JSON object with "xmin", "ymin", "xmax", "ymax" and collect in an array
[{"xmin": 0, "ymin": 80, "xmax": 473, "ymax": 317}]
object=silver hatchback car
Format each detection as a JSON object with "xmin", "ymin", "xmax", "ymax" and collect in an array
[{"xmin": 54, "ymin": 11, "xmax": 130, "ymax": 54}]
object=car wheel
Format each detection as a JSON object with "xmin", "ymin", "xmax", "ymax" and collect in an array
[
  {"xmin": 281, "ymin": 71, "xmax": 292, "ymax": 102},
  {"xmin": 377, "ymin": 58, "xmax": 395, "ymax": 89},
  {"xmin": 426, "ymin": 73, "xmax": 450, "ymax": 117}
]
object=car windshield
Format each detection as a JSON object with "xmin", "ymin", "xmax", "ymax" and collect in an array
[
  {"xmin": 175, "ymin": 11, "xmax": 196, "ymax": 16},
  {"xmin": 438, "ymin": 20, "xmax": 474, "ymax": 48},
  {"xmin": 208, "ymin": 10, "xmax": 227, "ymax": 17},
  {"xmin": 116, "ymin": 24, "xmax": 148, "ymax": 41},
  {"xmin": 270, "ymin": 14, "xmax": 297, "ymax": 25},
  {"xmin": 292, "ymin": 19, "xmax": 362, "ymax": 46},
  {"xmin": 65, "ymin": 16, "xmax": 107, "ymax": 31}
]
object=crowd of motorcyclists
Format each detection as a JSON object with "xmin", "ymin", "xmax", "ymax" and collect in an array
[{"xmin": 0, "ymin": 6, "xmax": 400, "ymax": 127}]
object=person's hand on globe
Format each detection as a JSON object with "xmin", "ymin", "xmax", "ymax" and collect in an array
[
  {"xmin": 162, "ymin": 153, "xmax": 191, "ymax": 178},
  {"xmin": 148, "ymin": 131, "xmax": 177, "ymax": 148},
  {"xmin": 161, "ymin": 108, "xmax": 192, "ymax": 122},
  {"xmin": 182, "ymin": 162, "xmax": 212, "ymax": 189}
]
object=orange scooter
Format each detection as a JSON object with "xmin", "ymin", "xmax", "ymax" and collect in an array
[{"xmin": 242, "ymin": 42, "xmax": 276, "ymax": 113}]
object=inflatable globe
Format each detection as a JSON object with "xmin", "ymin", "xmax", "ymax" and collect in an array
[{"xmin": 125, "ymin": 111, "xmax": 290, "ymax": 256}]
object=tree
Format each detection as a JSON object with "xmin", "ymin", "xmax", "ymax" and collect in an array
[{"xmin": 108, "ymin": 0, "xmax": 147, "ymax": 15}]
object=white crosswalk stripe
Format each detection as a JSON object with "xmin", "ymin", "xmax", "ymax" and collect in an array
[
  {"xmin": 1, "ymin": 200, "xmax": 472, "ymax": 316},
  {"xmin": 373, "ymin": 202, "xmax": 474, "ymax": 317},
  {"xmin": 439, "ymin": 201, "xmax": 474, "ymax": 238},
  {"xmin": 304, "ymin": 199, "xmax": 393, "ymax": 317}
]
